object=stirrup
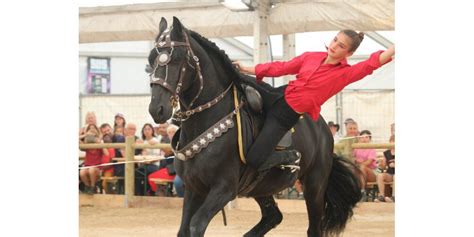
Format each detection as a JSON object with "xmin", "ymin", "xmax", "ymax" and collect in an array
[{"xmin": 279, "ymin": 164, "xmax": 300, "ymax": 173}]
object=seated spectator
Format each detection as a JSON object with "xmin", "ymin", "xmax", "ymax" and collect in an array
[
  {"xmin": 375, "ymin": 135, "xmax": 395, "ymax": 202},
  {"xmin": 112, "ymin": 123, "xmax": 144, "ymax": 195},
  {"xmin": 154, "ymin": 122, "xmax": 171, "ymax": 144},
  {"xmin": 113, "ymin": 113, "xmax": 126, "ymax": 132},
  {"xmin": 173, "ymin": 175, "xmax": 184, "ymax": 197},
  {"xmin": 294, "ymin": 179, "xmax": 304, "ymax": 199},
  {"xmin": 327, "ymin": 121, "xmax": 341, "ymax": 143},
  {"xmin": 353, "ymin": 130, "xmax": 377, "ymax": 201},
  {"xmin": 141, "ymin": 123, "xmax": 165, "ymax": 158},
  {"xmin": 79, "ymin": 124, "xmax": 108, "ymax": 195},
  {"xmin": 147, "ymin": 124, "xmax": 179, "ymax": 196},
  {"xmin": 139, "ymin": 123, "xmax": 163, "ymax": 194},
  {"xmin": 99, "ymin": 123, "xmax": 113, "ymax": 137},
  {"xmin": 334, "ymin": 119, "xmax": 359, "ymax": 163},
  {"xmin": 79, "ymin": 111, "xmax": 97, "ymax": 143},
  {"xmin": 100, "ymin": 134, "xmax": 116, "ymax": 192}
]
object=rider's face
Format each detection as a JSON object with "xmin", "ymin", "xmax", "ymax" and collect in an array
[{"xmin": 327, "ymin": 32, "xmax": 354, "ymax": 60}]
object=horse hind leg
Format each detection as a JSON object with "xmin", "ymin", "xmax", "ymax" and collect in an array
[
  {"xmin": 303, "ymin": 163, "xmax": 331, "ymax": 237},
  {"xmin": 243, "ymin": 196, "xmax": 283, "ymax": 237}
]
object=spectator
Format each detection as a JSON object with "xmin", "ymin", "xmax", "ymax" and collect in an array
[
  {"xmin": 80, "ymin": 124, "xmax": 108, "ymax": 195},
  {"xmin": 99, "ymin": 123, "xmax": 113, "ymax": 137},
  {"xmin": 334, "ymin": 119, "xmax": 359, "ymax": 163},
  {"xmin": 167, "ymin": 124, "xmax": 178, "ymax": 139},
  {"xmin": 100, "ymin": 134, "xmax": 116, "ymax": 192},
  {"xmin": 79, "ymin": 111, "xmax": 97, "ymax": 143},
  {"xmin": 113, "ymin": 123, "xmax": 144, "ymax": 194},
  {"xmin": 375, "ymin": 135, "xmax": 395, "ymax": 202},
  {"xmin": 125, "ymin": 123, "xmax": 147, "ymax": 195},
  {"xmin": 173, "ymin": 175, "xmax": 184, "ymax": 197},
  {"xmin": 154, "ymin": 122, "xmax": 170, "ymax": 144},
  {"xmin": 141, "ymin": 123, "xmax": 165, "ymax": 157},
  {"xmin": 164, "ymin": 124, "xmax": 179, "ymax": 156},
  {"xmin": 390, "ymin": 123, "xmax": 395, "ymax": 137},
  {"xmin": 148, "ymin": 124, "xmax": 179, "ymax": 196},
  {"xmin": 353, "ymin": 130, "xmax": 377, "ymax": 201},
  {"xmin": 114, "ymin": 113, "xmax": 126, "ymax": 132},
  {"xmin": 112, "ymin": 125, "xmax": 125, "ymax": 158},
  {"xmin": 344, "ymin": 118, "xmax": 356, "ymax": 130},
  {"xmin": 327, "ymin": 121, "xmax": 341, "ymax": 143}
]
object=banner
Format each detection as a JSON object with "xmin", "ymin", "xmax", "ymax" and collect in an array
[{"xmin": 87, "ymin": 57, "xmax": 111, "ymax": 94}]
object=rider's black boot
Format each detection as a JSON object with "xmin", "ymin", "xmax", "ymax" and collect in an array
[{"xmin": 257, "ymin": 150, "xmax": 301, "ymax": 172}]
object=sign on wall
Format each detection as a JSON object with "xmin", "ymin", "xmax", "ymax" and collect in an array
[{"xmin": 87, "ymin": 57, "xmax": 111, "ymax": 94}]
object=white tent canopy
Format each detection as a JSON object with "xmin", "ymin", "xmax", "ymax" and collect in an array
[{"xmin": 79, "ymin": 0, "xmax": 394, "ymax": 43}]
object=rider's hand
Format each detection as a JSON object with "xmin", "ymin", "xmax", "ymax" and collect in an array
[
  {"xmin": 232, "ymin": 61, "xmax": 244, "ymax": 71},
  {"xmin": 232, "ymin": 61, "xmax": 255, "ymax": 75}
]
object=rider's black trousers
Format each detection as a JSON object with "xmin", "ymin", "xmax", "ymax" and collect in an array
[{"xmin": 245, "ymin": 86, "xmax": 301, "ymax": 169}]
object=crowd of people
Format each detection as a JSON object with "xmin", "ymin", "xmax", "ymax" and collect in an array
[
  {"xmin": 79, "ymin": 112, "xmax": 395, "ymax": 202},
  {"xmin": 79, "ymin": 111, "xmax": 184, "ymax": 197},
  {"xmin": 329, "ymin": 118, "xmax": 395, "ymax": 203}
]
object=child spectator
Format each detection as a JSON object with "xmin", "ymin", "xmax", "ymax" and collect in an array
[
  {"xmin": 80, "ymin": 124, "xmax": 108, "ymax": 195},
  {"xmin": 79, "ymin": 111, "xmax": 97, "ymax": 143},
  {"xmin": 375, "ymin": 135, "xmax": 395, "ymax": 202},
  {"xmin": 114, "ymin": 113, "xmax": 126, "ymax": 132},
  {"xmin": 353, "ymin": 130, "xmax": 377, "ymax": 201}
]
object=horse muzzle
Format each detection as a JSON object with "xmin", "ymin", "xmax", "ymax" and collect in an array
[{"xmin": 149, "ymin": 103, "xmax": 173, "ymax": 124}]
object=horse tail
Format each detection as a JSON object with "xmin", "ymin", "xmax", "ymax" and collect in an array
[{"xmin": 321, "ymin": 154, "xmax": 361, "ymax": 236}]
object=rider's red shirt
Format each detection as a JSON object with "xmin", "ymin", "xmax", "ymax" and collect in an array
[{"xmin": 255, "ymin": 50, "xmax": 391, "ymax": 121}]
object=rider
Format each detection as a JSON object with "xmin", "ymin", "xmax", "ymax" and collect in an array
[{"xmin": 233, "ymin": 30, "xmax": 395, "ymax": 171}]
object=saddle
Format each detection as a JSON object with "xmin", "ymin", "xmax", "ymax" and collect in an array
[{"xmin": 240, "ymin": 83, "xmax": 294, "ymax": 151}]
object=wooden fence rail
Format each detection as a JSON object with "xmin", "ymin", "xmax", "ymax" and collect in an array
[{"xmin": 334, "ymin": 142, "xmax": 395, "ymax": 150}]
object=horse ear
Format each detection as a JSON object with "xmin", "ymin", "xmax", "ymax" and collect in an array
[
  {"xmin": 156, "ymin": 17, "xmax": 167, "ymax": 41},
  {"xmin": 171, "ymin": 16, "xmax": 185, "ymax": 40}
]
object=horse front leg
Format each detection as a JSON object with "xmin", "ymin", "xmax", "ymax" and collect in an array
[
  {"xmin": 178, "ymin": 189, "xmax": 206, "ymax": 237},
  {"xmin": 188, "ymin": 184, "xmax": 237, "ymax": 237}
]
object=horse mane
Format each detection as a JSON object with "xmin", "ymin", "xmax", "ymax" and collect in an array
[{"xmin": 188, "ymin": 30, "xmax": 249, "ymax": 84}]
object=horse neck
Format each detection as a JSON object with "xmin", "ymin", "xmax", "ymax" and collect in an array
[{"xmin": 180, "ymin": 49, "xmax": 235, "ymax": 138}]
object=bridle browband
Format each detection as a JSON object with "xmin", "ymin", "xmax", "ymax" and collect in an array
[{"xmin": 149, "ymin": 27, "xmax": 233, "ymax": 121}]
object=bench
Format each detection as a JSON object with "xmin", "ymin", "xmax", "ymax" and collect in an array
[
  {"xmin": 149, "ymin": 178, "xmax": 174, "ymax": 197},
  {"xmin": 366, "ymin": 181, "xmax": 393, "ymax": 201},
  {"xmin": 100, "ymin": 176, "xmax": 124, "ymax": 194}
]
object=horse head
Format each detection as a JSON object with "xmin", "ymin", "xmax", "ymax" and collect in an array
[{"xmin": 148, "ymin": 17, "xmax": 203, "ymax": 124}]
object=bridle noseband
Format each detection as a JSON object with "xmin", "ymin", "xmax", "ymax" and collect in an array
[{"xmin": 149, "ymin": 28, "xmax": 233, "ymax": 121}]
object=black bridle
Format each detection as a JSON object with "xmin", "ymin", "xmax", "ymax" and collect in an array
[
  {"xmin": 149, "ymin": 28, "xmax": 233, "ymax": 121},
  {"xmin": 149, "ymin": 27, "xmax": 204, "ymax": 113}
]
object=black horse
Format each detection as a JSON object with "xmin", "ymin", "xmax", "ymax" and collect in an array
[{"xmin": 148, "ymin": 17, "xmax": 361, "ymax": 237}]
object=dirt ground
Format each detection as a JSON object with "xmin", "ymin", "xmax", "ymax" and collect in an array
[{"xmin": 79, "ymin": 201, "xmax": 394, "ymax": 237}]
